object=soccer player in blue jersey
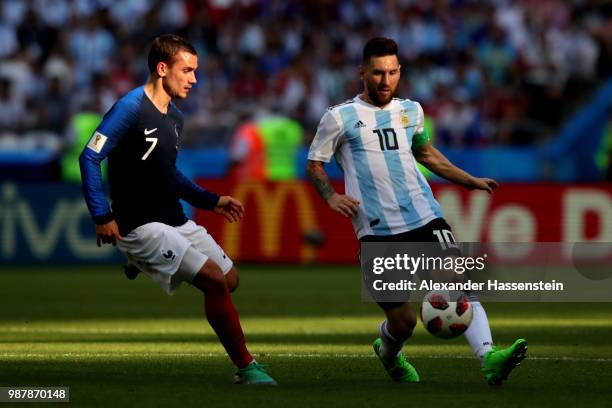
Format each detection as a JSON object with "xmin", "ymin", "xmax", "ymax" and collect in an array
[
  {"xmin": 79, "ymin": 34, "xmax": 276, "ymax": 385},
  {"xmin": 307, "ymin": 37, "xmax": 527, "ymax": 386}
]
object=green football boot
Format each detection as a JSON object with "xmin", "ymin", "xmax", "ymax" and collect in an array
[
  {"xmin": 482, "ymin": 338, "xmax": 528, "ymax": 386},
  {"xmin": 373, "ymin": 338, "xmax": 420, "ymax": 383},
  {"xmin": 234, "ymin": 361, "xmax": 278, "ymax": 385}
]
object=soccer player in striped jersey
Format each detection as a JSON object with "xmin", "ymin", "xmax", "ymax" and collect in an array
[
  {"xmin": 79, "ymin": 34, "xmax": 275, "ymax": 385},
  {"xmin": 307, "ymin": 37, "xmax": 526, "ymax": 386}
]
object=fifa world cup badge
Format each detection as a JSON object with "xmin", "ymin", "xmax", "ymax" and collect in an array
[{"xmin": 86, "ymin": 131, "xmax": 108, "ymax": 153}]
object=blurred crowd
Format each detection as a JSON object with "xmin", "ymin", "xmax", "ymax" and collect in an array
[{"xmin": 0, "ymin": 0, "xmax": 611, "ymax": 153}]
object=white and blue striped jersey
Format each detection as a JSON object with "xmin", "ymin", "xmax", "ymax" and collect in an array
[{"xmin": 308, "ymin": 95, "xmax": 443, "ymax": 239}]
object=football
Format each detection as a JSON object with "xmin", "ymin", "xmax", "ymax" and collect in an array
[{"xmin": 420, "ymin": 291, "xmax": 473, "ymax": 339}]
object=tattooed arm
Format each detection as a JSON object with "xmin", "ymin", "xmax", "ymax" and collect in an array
[{"xmin": 306, "ymin": 160, "xmax": 360, "ymax": 218}]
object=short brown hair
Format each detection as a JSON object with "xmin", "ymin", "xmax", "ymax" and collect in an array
[
  {"xmin": 362, "ymin": 37, "xmax": 398, "ymax": 63},
  {"xmin": 147, "ymin": 34, "xmax": 197, "ymax": 75}
]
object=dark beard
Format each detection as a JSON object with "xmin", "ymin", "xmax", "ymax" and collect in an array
[{"xmin": 366, "ymin": 83, "xmax": 394, "ymax": 106}]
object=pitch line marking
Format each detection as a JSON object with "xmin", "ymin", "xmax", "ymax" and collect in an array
[{"xmin": 0, "ymin": 353, "xmax": 611, "ymax": 363}]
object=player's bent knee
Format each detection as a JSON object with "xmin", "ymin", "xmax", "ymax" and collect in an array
[
  {"xmin": 192, "ymin": 259, "xmax": 227, "ymax": 292},
  {"xmin": 226, "ymin": 267, "xmax": 239, "ymax": 292}
]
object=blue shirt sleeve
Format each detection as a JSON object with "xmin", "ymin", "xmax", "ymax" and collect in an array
[
  {"xmin": 175, "ymin": 168, "xmax": 220, "ymax": 210},
  {"xmin": 79, "ymin": 93, "xmax": 140, "ymax": 224}
]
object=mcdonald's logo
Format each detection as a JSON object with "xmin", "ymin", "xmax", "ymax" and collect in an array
[{"xmin": 223, "ymin": 181, "xmax": 319, "ymax": 262}]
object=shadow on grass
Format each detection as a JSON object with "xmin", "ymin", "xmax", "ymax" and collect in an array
[{"xmin": 0, "ymin": 354, "xmax": 610, "ymax": 408}]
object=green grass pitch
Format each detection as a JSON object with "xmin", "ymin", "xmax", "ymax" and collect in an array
[{"xmin": 1, "ymin": 265, "xmax": 611, "ymax": 407}]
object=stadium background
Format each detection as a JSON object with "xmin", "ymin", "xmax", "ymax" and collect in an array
[{"xmin": 1, "ymin": 0, "xmax": 611, "ymax": 406}]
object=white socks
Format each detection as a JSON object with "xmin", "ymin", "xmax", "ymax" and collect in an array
[
  {"xmin": 379, "ymin": 301, "xmax": 493, "ymax": 366},
  {"xmin": 464, "ymin": 301, "xmax": 494, "ymax": 365},
  {"xmin": 379, "ymin": 320, "xmax": 405, "ymax": 363}
]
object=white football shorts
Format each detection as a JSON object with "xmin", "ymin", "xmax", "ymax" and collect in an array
[{"xmin": 117, "ymin": 220, "xmax": 233, "ymax": 295}]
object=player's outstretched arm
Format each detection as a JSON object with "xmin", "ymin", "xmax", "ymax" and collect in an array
[
  {"xmin": 175, "ymin": 168, "xmax": 221, "ymax": 210},
  {"xmin": 413, "ymin": 143, "xmax": 498, "ymax": 194},
  {"xmin": 213, "ymin": 196, "xmax": 244, "ymax": 223},
  {"xmin": 175, "ymin": 169, "xmax": 242, "ymax": 222},
  {"xmin": 306, "ymin": 160, "xmax": 360, "ymax": 218}
]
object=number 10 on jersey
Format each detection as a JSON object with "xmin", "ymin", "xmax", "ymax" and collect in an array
[{"xmin": 373, "ymin": 128, "xmax": 398, "ymax": 151}]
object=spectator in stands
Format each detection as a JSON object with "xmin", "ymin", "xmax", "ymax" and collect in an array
[
  {"xmin": 0, "ymin": 77, "xmax": 23, "ymax": 131},
  {"xmin": 0, "ymin": 0, "xmax": 609, "ymax": 154}
]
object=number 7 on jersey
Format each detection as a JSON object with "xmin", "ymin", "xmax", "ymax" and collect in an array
[{"xmin": 142, "ymin": 137, "xmax": 158, "ymax": 160}]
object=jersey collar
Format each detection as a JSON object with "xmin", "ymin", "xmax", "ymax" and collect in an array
[{"xmin": 354, "ymin": 94, "xmax": 398, "ymax": 110}]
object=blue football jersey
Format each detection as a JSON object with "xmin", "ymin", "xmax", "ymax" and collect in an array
[{"xmin": 79, "ymin": 86, "xmax": 219, "ymax": 235}]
